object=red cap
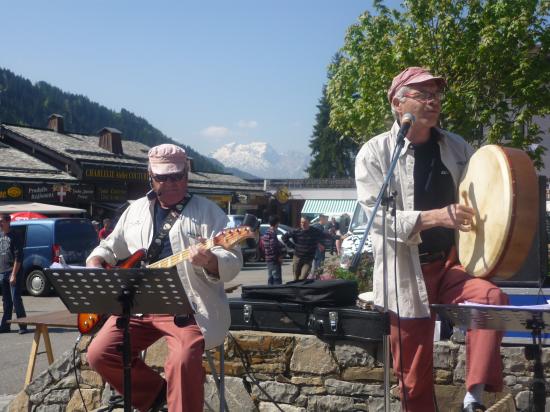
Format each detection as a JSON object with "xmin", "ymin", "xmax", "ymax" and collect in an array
[
  {"xmin": 388, "ymin": 67, "xmax": 446, "ymax": 103},
  {"xmin": 148, "ymin": 144, "xmax": 187, "ymax": 175}
]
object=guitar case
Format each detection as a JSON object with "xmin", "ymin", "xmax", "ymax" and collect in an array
[
  {"xmin": 308, "ymin": 306, "xmax": 388, "ymax": 343},
  {"xmin": 241, "ymin": 279, "xmax": 358, "ymax": 306},
  {"xmin": 229, "ymin": 298, "xmax": 310, "ymax": 334}
]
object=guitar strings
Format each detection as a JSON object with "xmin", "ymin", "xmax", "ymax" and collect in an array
[{"xmin": 147, "ymin": 230, "xmax": 249, "ymax": 269}]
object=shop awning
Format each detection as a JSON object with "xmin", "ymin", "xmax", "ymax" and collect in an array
[
  {"xmin": 300, "ymin": 199, "xmax": 357, "ymax": 217},
  {"xmin": 0, "ymin": 201, "xmax": 85, "ymax": 215}
]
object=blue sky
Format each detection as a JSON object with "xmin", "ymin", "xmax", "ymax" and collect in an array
[{"xmin": 2, "ymin": 1, "xmax": 399, "ymax": 158}]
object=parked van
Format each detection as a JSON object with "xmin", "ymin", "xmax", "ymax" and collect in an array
[{"xmin": 10, "ymin": 218, "xmax": 99, "ymax": 297}]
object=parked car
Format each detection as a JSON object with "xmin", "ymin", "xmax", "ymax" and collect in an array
[
  {"xmin": 340, "ymin": 205, "xmax": 373, "ymax": 269},
  {"xmin": 226, "ymin": 214, "xmax": 260, "ymax": 262},
  {"xmin": 10, "ymin": 218, "xmax": 99, "ymax": 297},
  {"xmin": 258, "ymin": 223, "xmax": 295, "ymax": 260}
]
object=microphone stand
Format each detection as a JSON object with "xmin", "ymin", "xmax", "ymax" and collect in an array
[{"xmin": 349, "ymin": 131, "xmax": 408, "ymax": 412}]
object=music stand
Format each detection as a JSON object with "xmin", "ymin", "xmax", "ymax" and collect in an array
[
  {"xmin": 45, "ymin": 267, "xmax": 193, "ymax": 412},
  {"xmin": 432, "ymin": 303, "xmax": 550, "ymax": 412}
]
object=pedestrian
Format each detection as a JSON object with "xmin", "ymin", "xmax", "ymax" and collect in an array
[
  {"xmin": 86, "ymin": 144, "xmax": 242, "ymax": 412},
  {"xmin": 262, "ymin": 215, "xmax": 283, "ymax": 285},
  {"xmin": 98, "ymin": 217, "xmax": 113, "ymax": 240},
  {"xmin": 355, "ymin": 66, "xmax": 508, "ymax": 412},
  {"xmin": 0, "ymin": 213, "xmax": 28, "ymax": 334},
  {"xmin": 312, "ymin": 214, "xmax": 331, "ymax": 272},
  {"xmin": 282, "ymin": 216, "xmax": 327, "ymax": 280}
]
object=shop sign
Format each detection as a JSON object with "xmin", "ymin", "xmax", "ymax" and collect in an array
[
  {"xmin": 96, "ymin": 185, "xmax": 128, "ymax": 202},
  {"xmin": 25, "ymin": 183, "xmax": 95, "ymax": 203},
  {"xmin": 0, "ymin": 183, "xmax": 24, "ymax": 200},
  {"xmin": 82, "ymin": 164, "xmax": 148, "ymax": 182},
  {"xmin": 276, "ymin": 186, "xmax": 291, "ymax": 204}
]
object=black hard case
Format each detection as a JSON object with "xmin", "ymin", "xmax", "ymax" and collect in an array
[
  {"xmin": 309, "ymin": 306, "xmax": 389, "ymax": 343},
  {"xmin": 229, "ymin": 298, "xmax": 311, "ymax": 334}
]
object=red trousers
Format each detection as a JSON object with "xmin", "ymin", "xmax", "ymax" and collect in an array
[
  {"xmin": 87, "ymin": 315, "xmax": 205, "ymax": 412},
  {"xmin": 390, "ymin": 257, "xmax": 508, "ymax": 412}
]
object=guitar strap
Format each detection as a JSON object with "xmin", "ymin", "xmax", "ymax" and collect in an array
[{"xmin": 146, "ymin": 194, "xmax": 193, "ymax": 263}]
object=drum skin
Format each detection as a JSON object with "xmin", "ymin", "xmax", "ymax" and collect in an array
[{"xmin": 456, "ymin": 145, "xmax": 538, "ymax": 279}]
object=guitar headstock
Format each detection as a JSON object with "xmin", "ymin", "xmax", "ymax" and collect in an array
[{"xmin": 213, "ymin": 226, "xmax": 256, "ymax": 249}]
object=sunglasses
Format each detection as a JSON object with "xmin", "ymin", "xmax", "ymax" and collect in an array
[{"xmin": 151, "ymin": 172, "xmax": 186, "ymax": 183}]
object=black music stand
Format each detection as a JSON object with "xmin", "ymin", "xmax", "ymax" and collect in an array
[
  {"xmin": 432, "ymin": 303, "xmax": 550, "ymax": 412},
  {"xmin": 45, "ymin": 267, "xmax": 193, "ymax": 412}
]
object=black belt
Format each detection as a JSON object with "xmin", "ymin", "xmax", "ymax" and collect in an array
[{"xmin": 419, "ymin": 251, "xmax": 447, "ymax": 264}]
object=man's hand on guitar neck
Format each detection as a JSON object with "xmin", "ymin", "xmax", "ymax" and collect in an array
[{"xmin": 189, "ymin": 239, "xmax": 219, "ymax": 278}]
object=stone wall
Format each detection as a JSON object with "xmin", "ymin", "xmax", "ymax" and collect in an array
[{"xmin": 5, "ymin": 331, "xmax": 548, "ymax": 412}]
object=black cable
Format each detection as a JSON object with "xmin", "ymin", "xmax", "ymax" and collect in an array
[
  {"xmin": 73, "ymin": 334, "xmax": 89, "ymax": 412},
  {"xmin": 227, "ymin": 332, "xmax": 285, "ymax": 412}
]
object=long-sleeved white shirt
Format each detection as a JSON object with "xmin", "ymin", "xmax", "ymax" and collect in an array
[
  {"xmin": 87, "ymin": 194, "xmax": 243, "ymax": 349},
  {"xmin": 355, "ymin": 121, "xmax": 473, "ymax": 318}
]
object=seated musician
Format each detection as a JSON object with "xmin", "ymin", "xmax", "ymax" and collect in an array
[
  {"xmin": 86, "ymin": 144, "xmax": 242, "ymax": 412},
  {"xmin": 355, "ymin": 67, "xmax": 509, "ymax": 412}
]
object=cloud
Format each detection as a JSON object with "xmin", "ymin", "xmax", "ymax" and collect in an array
[
  {"xmin": 200, "ymin": 126, "xmax": 230, "ymax": 139},
  {"xmin": 237, "ymin": 120, "xmax": 258, "ymax": 129}
]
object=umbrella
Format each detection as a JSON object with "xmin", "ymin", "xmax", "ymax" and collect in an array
[{"xmin": 10, "ymin": 211, "xmax": 48, "ymax": 221}]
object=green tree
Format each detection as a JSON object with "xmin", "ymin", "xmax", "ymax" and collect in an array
[
  {"xmin": 327, "ymin": 0, "xmax": 550, "ymax": 168},
  {"xmin": 307, "ymin": 85, "xmax": 359, "ymax": 178}
]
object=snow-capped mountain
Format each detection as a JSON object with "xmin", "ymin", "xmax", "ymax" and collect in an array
[{"xmin": 211, "ymin": 142, "xmax": 309, "ymax": 179}]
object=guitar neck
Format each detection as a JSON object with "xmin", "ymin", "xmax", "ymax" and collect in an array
[{"xmin": 147, "ymin": 238, "xmax": 215, "ymax": 269}]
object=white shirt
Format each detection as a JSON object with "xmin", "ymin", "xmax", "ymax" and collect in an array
[
  {"xmin": 355, "ymin": 121, "xmax": 474, "ymax": 318},
  {"xmin": 87, "ymin": 194, "xmax": 243, "ymax": 349}
]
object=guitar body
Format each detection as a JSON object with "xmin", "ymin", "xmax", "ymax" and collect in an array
[
  {"xmin": 77, "ymin": 249, "xmax": 147, "ymax": 334},
  {"xmin": 77, "ymin": 227, "xmax": 254, "ymax": 334}
]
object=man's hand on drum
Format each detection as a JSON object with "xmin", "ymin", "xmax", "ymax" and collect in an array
[
  {"xmin": 440, "ymin": 204, "xmax": 475, "ymax": 231},
  {"xmin": 416, "ymin": 204, "xmax": 475, "ymax": 233}
]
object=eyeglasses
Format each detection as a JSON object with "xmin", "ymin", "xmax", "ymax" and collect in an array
[
  {"xmin": 151, "ymin": 172, "xmax": 186, "ymax": 183},
  {"xmin": 403, "ymin": 91, "xmax": 444, "ymax": 103}
]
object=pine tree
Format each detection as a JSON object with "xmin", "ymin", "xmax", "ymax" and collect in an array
[{"xmin": 307, "ymin": 84, "xmax": 358, "ymax": 178}]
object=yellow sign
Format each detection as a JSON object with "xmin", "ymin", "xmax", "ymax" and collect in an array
[
  {"xmin": 7, "ymin": 186, "xmax": 22, "ymax": 198},
  {"xmin": 276, "ymin": 186, "xmax": 291, "ymax": 204}
]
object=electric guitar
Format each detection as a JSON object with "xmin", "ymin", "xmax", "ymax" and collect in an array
[{"xmin": 77, "ymin": 225, "xmax": 255, "ymax": 334}]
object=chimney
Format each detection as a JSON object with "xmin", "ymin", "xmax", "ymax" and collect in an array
[
  {"xmin": 47, "ymin": 114, "xmax": 64, "ymax": 133},
  {"xmin": 98, "ymin": 127, "xmax": 124, "ymax": 155}
]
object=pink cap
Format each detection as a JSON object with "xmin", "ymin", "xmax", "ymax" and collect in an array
[
  {"xmin": 388, "ymin": 67, "xmax": 446, "ymax": 103},
  {"xmin": 148, "ymin": 144, "xmax": 187, "ymax": 175}
]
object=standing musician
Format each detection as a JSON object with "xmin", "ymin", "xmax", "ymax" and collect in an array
[
  {"xmin": 86, "ymin": 144, "xmax": 243, "ymax": 412},
  {"xmin": 355, "ymin": 67, "xmax": 508, "ymax": 412}
]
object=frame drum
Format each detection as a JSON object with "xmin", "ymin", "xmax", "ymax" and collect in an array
[{"xmin": 456, "ymin": 145, "xmax": 538, "ymax": 279}]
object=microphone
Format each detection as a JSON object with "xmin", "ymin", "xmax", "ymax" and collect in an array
[{"xmin": 396, "ymin": 113, "xmax": 415, "ymax": 144}]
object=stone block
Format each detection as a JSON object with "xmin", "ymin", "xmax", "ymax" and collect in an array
[
  {"xmin": 80, "ymin": 370, "xmax": 104, "ymax": 388},
  {"xmin": 324, "ymin": 379, "xmax": 383, "ymax": 397},
  {"xmin": 290, "ymin": 336, "xmax": 338, "ymax": 375},
  {"xmin": 290, "ymin": 376, "xmax": 324, "ymax": 386},
  {"xmin": 43, "ymin": 389, "xmax": 71, "ymax": 404},
  {"xmin": 204, "ymin": 376, "xmax": 256, "ymax": 412},
  {"xmin": 306, "ymin": 395, "xmax": 357, "ymax": 412},
  {"xmin": 76, "ymin": 335, "xmax": 93, "ymax": 353},
  {"xmin": 367, "ymin": 397, "xmax": 401, "ymax": 412},
  {"xmin": 433, "ymin": 341, "xmax": 459, "ymax": 369},
  {"xmin": 434, "ymin": 369, "xmax": 453, "ymax": 384},
  {"xmin": 300, "ymin": 386, "xmax": 327, "ymax": 396},
  {"xmin": 434, "ymin": 384, "xmax": 464, "ymax": 411},
  {"xmin": 143, "ymin": 338, "xmax": 168, "ymax": 369},
  {"xmin": 34, "ymin": 405, "xmax": 65, "ymax": 412},
  {"xmin": 515, "ymin": 390, "xmax": 532, "ymax": 410},
  {"xmin": 49, "ymin": 349, "xmax": 78, "ymax": 381},
  {"xmin": 341, "ymin": 366, "xmax": 374, "ymax": 381},
  {"xmin": 252, "ymin": 381, "xmax": 299, "ymax": 404},
  {"xmin": 502, "ymin": 346, "xmax": 529, "ymax": 374},
  {"xmin": 258, "ymin": 402, "xmax": 306, "ymax": 412},
  {"xmin": 67, "ymin": 388, "xmax": 102, "ymax": 412},
  {"xmin": 333, "ymin": 342, "xmax": 377, "ymax": 368}
]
